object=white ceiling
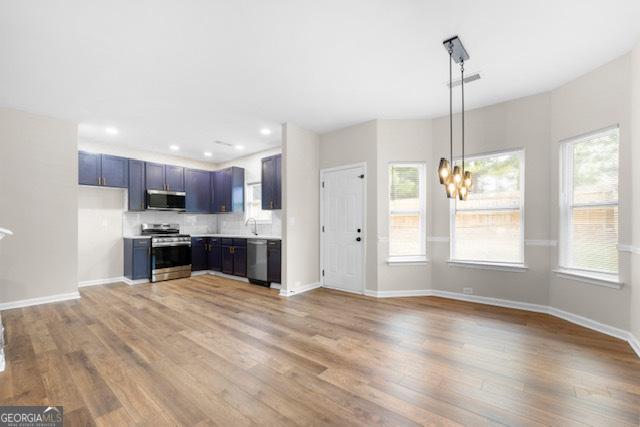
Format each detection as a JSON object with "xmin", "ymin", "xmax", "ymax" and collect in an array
[{"xmin": 1, "ymin": 0, "xmax": 639, "ymax": 162}]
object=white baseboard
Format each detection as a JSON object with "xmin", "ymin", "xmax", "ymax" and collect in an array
[
  {"xmin": 280, "ymin": 282, "xmax": 321, "ymax": 297},
  {"xmin": 322, "ymin": 285, "xmax": 365, "ymax": 296},
  {"xmin": 628, "ymin": 332, "xmax": 640, "ymax": 358},
  {"xmin": 78, "ymin": 277, "xmax": 124, "ymax": 287},
  {"xmin": 0, "ymin": 291, "xmax": 80, "ymax": 311},
  {"xmin": 122, "ymin": 277, "xmax": 150, "ymax": 286},
  {"xmin": 547, "ymin": 306, "xmax": 630, "ymax": 342},
  {"xmin": 430, "ymin": 290, "xmax": 548, "ymax": 314},
  {"xmin": 364, "ymin": 289, "xmax": 433, "ymax": 298}
]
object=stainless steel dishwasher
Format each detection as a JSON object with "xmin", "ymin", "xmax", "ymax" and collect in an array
[{"xmin": 247, "ymin": 239, "xmax": 268, "ymax": 285}]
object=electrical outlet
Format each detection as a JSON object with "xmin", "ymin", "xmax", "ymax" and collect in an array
[{"xmin": 463, "ymin": 287, "xmax": 474, "ymax": 295}]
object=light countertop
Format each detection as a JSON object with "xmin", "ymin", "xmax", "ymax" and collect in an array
[{"xmin": 123, "ymin": 233, "xmax": 281, "ymax": 240}]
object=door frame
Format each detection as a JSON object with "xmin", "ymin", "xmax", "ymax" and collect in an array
[{"xmin": 319, "ymin": 162, "xmax": 367, "ymax": 295}]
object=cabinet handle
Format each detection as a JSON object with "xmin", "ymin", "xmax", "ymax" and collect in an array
[
  {"xmin": 103, "ymin": 177, "xmax": 106, "ymax": 186},
  {"xmin": 148, "ymin": 247, "xmax": 151, "ymax": 255},
  {"xmin": 270, "ymin": 200, "xmax": 273, "ymax": 209}
]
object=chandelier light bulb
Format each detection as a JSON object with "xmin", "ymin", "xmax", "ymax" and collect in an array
[
  {"xmin": 438, "ymin": 158, "xmax": 451, "ymax": 184},
  {"xmin": 452, "ymin": 166, "xmax": 462, "ymax": 184},
  {"xmin": 464, "ymin": 171, "xmax": 472, "ymax": 188},
  {"xmin": 446, "ymin": 180, "xmax": 457, "ymax": 198},
  {"xmin": 458, "ymin": 185, "xmax": 468, "ymax": 201}
]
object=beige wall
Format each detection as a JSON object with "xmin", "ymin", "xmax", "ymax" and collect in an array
[
  {"xmin": 631, "ymin": 42, "xmax": 640, "ymax": 342},
  {"xmin": 282, "ymin": 123, "xmax": 320, "ymax": 293},
  {"xmin": 549, "ymin": 55, "xmax": 632, "ymax": 329},
  {"xmin": 0, "ymin": 108, "xmax": 78, "ymax": 304},
  {"xmin": 320, "ymin": 121, "xmax": 378, "ymax": 290},
  {"xmin": 78, "ymin": 187, "xmax": 126, "ymax": 283},
  {"xmin": 377, "ymin": 119, "xmax": 432, "ymax": 292},
  {"xmin": 431, "ymin": 93, "xmax": 552, "ymax": 305}
]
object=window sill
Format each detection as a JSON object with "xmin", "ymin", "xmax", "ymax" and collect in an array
[
  {"xmin": 447, "ymin": 260, "xmax": 528, "ymax": 272},
  {"xmin": 386, "ymin": 256, "xmax": 429, "ymax": 266},
  {"xmin": 553, "ymin": 268, "xmax": 624, "ymax": 289}
]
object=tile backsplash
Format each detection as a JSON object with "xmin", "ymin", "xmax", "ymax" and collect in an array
[
  {"xmin": 218, "ymin": 210, "xmax": 282, "ymax": 237},
  {"xmin": 123, "ymin": 211, "xmax": 218, "ymax": 236},
  {"xmin": 123, "ymin": 210, "xmax": 282, "ymax": 237}
]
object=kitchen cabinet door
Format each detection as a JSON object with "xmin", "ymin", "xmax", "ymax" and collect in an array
[
  {"xmin": 222, "ymin": 246, "xmax": 234, "ymax": 275},
  {"xmin": 209, "ymin": 239, "xmax": 222, "ymax": 271},
  {"xmin": 233, "ymin": 246, "xmax": 247, "ymax": 277},
  {"xmin": 261, "ymin": 156, "xmax": 275, "ymax": 210},
  {"xmin": 124, "ymin": 238, "xmax": 151, "ymax": 281},
  {"xmin": 212, "ymin": 170, "xmax": 228, "ymax": 213},
  {"xmin": 145, "ymin": 162, "xmax": 165, "ymax": 191},
  {"xmin": 100, "ymin": 154, "xmax": 128, "ymax": 188},
  {"xmin": 78, "ymin": 151, "xmax": 101, "ymax": 186},
  {"xmin": 267, "ymin": 242, "xmax": 281, "ymax": 284},
  {"xmin": 230, "ymin": 167, "xmax": 245, "ymax": 213},
  {"xmin": 185, "ymin": 169, "xmax": 211, "ymax": 213},
  {"xmin": 273, "ymin": 154, "xmax": 282, "ymax": 209},
  {"xmin": 191, "ymin": 237, "xmax": 208, "ymax": 271},
  {"xmin": 128, "ymin": 160, "xmax": 146, "ymax": 211},
  {"xmin": 165, "ymin": 165, "xmax": 185, "ymax": 192},
  {"xmin": 133, "ymin": 246, "xmax": 151, "ymax": 280}
]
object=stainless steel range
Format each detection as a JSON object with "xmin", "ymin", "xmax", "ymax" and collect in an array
[{"xmin": 141, "ymin": 223, "xmax": 192, "ymax": 282}]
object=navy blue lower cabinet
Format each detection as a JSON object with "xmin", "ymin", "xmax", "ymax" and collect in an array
[
  {"xmin": 222, "ymin": 245, "xmax": 234, "ymax": 275},
  {"xmin": 128, "ymin": 160, "xmax": 146, "ymax": 211},
  {"xmin": 185, "ymin": 169, "xmax": 211, "ymax": 213},
  {"xmin": 209, "ymin": 238, "xmax": 222, "ymax": 271},
  {"xmin": 79, "ymin": 151, "xmax": 101, "ymax": 186},
  {"xmin": 191, "ymin": 237, "xmax": 209, "ymax": 271},
  {"xmin": 124, "ymin": 238, "xmax": 151, "ymax": 281},
  {"xmin": 233, "ymin": 246, "xmax": 247, "ymax": 277},
  {"xmin": 267, "ymin": 240, "xmax": 281, "ymax": 284}
]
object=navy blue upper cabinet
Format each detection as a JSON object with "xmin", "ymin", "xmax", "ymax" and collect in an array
[
  {"xmin": 145, "ymin": 163, "xmax": 184, "ymax": 192},
  {"xmin": 212, "ymin": 167, "xmax": 244, "ymax": 213},
  {"xmin": 79, "ymin": 151, "xmax": 101, "ymax": 186},
  {"xmin": 128, "ymin": 160, "xmax": 146, "ymax": 211},
  {"xmin": 145, "ymin": 162, "xmax": 165, "ymax": 191},
  {"xmin": 261, "ymin": 154, "xmax": 281, "ymax": 210},
  {"xmin": 101, "ymin": 154, "xmax": 128, "ymax": 188},
  {"xmin": 185, "ymin": 169, "xmax": 211, "ymax": 213},
  {"xmin": 78, "ymin": 151, "xmax": 128, "ymax": 188},
  {"xmin": 165, "ymin": 165, "xmax": 185, "ymax": 192}
]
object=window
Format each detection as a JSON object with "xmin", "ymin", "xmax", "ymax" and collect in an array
[
  {"xmin": 559, "ymin": 127, "xmax": 619, "ymax": 276},
  {"xmin": 246, "ymin": 182, "xmax": 272, "ymax": 223},
  {"xmin": 451, "ymin": 150, "xmax": 524, "ymax": 265},
  {"xmin": 388, "ymin": 163, "xmax": 426, "ymax": 259}
]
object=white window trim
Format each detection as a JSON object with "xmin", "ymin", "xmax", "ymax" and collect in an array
[
  {"xmin": 449, "ymin": 149, "xmax": 526, "ymax": 267},
  {"xmin": 447, "ymin": 259, "xmax": 528, "ymax": 272},
  {"xmin": 558, "ymin": 126, "xmax": 619, "ymax": 277},
  {"xmin": 553, "ymin": 268, "xmax": 623, "ymax": 289},
  {"xmin": 245, "ymin": 182, "xmax": 272, "ymax": 224},
  {"xmin": 388, "ymin": 162, "xmax": 427, "ymax": 260}
]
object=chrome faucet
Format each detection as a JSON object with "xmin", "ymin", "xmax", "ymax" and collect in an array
[{"xmin": 245, "ymin": 217, "xmax": 258, "ymax": 235}]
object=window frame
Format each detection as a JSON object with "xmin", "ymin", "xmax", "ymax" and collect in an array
[
  {"xmin": 245, "ymin": 181, "xmax": 272, "ymax": 224},
  {"xmin": 449, "ymin": 148, "xmax": 526, "ymax": 266},
  {"xmin": 387, "ymin": 162, "xmax": 427, "ymax": 261},
  {"xmin": 558, "ymin": 126, "xmax": 619, "ymax": 278}
]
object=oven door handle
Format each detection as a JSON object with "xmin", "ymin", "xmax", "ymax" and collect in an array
[{"xmin": 152, "ymin": 242, "xmax": 192, "ymax": 248}]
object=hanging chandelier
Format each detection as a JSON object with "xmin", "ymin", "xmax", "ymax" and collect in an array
[{"xmin": 438, "ymin": 36, "xmax": 472, "ymax": 200}]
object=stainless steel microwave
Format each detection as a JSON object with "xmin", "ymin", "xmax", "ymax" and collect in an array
[{"xmin": 146, "ymin": 190, "xmax": 186, "ymax": 211}]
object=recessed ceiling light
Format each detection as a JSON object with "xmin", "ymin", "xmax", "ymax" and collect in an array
[
  {"xmin": 169, "ymin": 145, "xmax": 180, "ymax": 151},
  {"xmin": 260, "ymin": 128, "xmax": 272, "ymax": 136},
  {"xmin": 234, "ymin": 145, "xmax": 245, "ymax": 151},
  {"xmin": 204, "ymin": 152, "xmax": 212, "ymax": 157},
  {"xmin": 105, "ymin": 127, "xmax": 119, "ymax": 135}
]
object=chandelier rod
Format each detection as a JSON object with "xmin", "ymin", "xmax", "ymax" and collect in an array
[
  {"xmin": 449, "ymin": 46, "xmax": 453, "ymax": 167},
  {"xmin": 461, "ymin": 59, "xmax": 465, "ymax": 174}
]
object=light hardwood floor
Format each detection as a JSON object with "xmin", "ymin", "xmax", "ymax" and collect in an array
[{"xmin": 1, "ymin": 275, "xmax": 639, "ymax": 426}]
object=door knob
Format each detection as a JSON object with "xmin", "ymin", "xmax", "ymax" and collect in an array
[{"xmin": 356, "ymin": 237, "xmax": 361, "ymax": 242}]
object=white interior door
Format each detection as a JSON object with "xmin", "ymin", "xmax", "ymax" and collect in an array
[{"xmin": 321, "ymin": 165, "xmax": 365, "ymax": 294}]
